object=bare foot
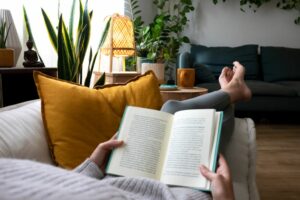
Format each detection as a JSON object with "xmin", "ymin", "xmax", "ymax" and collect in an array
[
  {"xmin": 219, "ymin": 67, "xmax": 234, "ymax": 89},
  {"xmin": 221, "ymin": 61, "xmax": 252, "ymax": 103}
]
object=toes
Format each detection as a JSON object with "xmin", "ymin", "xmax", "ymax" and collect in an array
[
  {"xmin": 221, "ymin": 67, "xmax": 230, "ymax": 75},
  {"xmin": 233, "ymin": 61, "xmax": 242, "ymax": 67},
  {"xmin": 232, "ymin": 61, "xmax": 246, "ymax": 77}
]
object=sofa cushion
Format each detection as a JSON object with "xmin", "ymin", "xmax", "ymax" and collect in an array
[
  {"xmin": 261, "ymin": 46, "xmax": 300, "ymax": 82},
  {"xmin": 245, "ymin": 80, "xmax": 297, "ymax": 96},
  {"xmin": 34, "ymin": 71, "xmax": 162, "ymax": 169},
  {"xmin": 276, "ymin": 81, "xmax": 300, "ymax": 96},
  {"xmin": 191, "ymin": 44, "xmax": 259, "ymax": 80},
  {"xmin": 197, "ymin": 80, "xmax": 297, "ymax": 97},
  {"xmin": 0, "ymin": 100, "xmax": 53, "ymax": 165},
  {"xmin": 193, "ymin": 63, "xmax": 217, "ymax": 84}
]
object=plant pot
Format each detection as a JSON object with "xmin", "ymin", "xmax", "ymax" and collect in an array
[
  {"xmin": 136, "ymin": 57, "xmax": 152, "ymax": 73},
  {"xmin": 0, "ymin": 48, "xmax": 14, "ymax": 67},
  {"xmin": 141, "ymin": 62, "xmax": 165, "ymax": 84}
]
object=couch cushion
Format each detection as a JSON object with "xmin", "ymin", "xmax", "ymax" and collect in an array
[
  {"xmin": 261, "ymin": 46, "xmax": 300, "ymax": 82},
  {"xmin": 191, "ymin": 44, "xmax": 259, "ymax": 80},
  {"xmin": 193, "ymin": 63, "xmax": 217, "ymax": 84},
  {"xmin": 0, "ymin": 100, "xmax": 53, "ymax": 165},
  {"xmin": 245, "ymin": 80, "xmax": 297, "ymax": 96},
  {"xmin": 34, "ymin": 71, "xmax": 162, "ymax": 169},
  {"xmin": 197, "ymin": 80, "xmax": 297, "ymax": 97},
  {"xmin": 276, "ymin": 81, "xmax": 300, "ymax": 96}
]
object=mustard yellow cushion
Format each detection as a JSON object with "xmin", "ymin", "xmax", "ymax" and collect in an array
[{"xmin": 34, "ymin": 71, "xmax": 163, "ymax": 169}]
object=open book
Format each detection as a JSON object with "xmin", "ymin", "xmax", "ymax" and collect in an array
[{"xmin": 106, "ymin": 106, "xmax": 223, "ymax": 191}]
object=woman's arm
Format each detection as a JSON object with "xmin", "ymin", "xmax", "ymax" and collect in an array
[{"xmin": 74, "ymin": 134, "xmax": 123, "ymax": 179}]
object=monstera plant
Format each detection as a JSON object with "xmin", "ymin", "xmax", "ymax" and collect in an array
[{"xmin": 23, "ymin": 0, "xmax": 110, "ymax": 87}]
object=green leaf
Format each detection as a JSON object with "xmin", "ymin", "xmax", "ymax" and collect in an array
[
  {"xmin": 23, "ymin": 7, "xmax": 34, "ymax": 42},
  {"xmin": 84, "ymin": 47, "xmax": 93, "ymax": 87},
  {"xmin": 182, "ymin": 36, "xmax": 190, "ymax": 43},
  {"xmin": 97, "ymin": 17, "xmax": 111, "ymax": 50},
  {"xmin": 62, "ymin": 20, "xmax": 75, "ymax": 73},
  {"xmin": 3, "ymin": 23, "xmax": 11, "ymax": 48},
  {"xmin": 69, "ymin": 0, "xmax": 76, "ymax": 43},
  {"xmin": 93, "ymin": 72, "xmax": 105, "ymax": 87},
  {"xmin": 57, "ymin": 15, "xmax": 67, "ymax": 79},
  {"xmin": 23, "ymin": 6, "xmax": 45, "ymax": 65},
  {"xmin": 41, "ymin": 8, "xmax": 58, "ymax": 51}
]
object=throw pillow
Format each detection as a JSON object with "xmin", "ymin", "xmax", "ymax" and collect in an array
[{"xmin": 34, "ymin": 71, "xmax": 163, "ymax": 169}]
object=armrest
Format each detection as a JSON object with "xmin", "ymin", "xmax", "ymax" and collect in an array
[
  {"xmin": 178, "ymin": 52, "xmax": 191, "ymax": 69},
  {"xmin": 224, "ymin": 118, "xmax": 260, "ymax": 200}
]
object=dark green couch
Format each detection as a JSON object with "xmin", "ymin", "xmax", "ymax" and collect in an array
[{"xmin": 178, "ymin": 44, "xmax": 300, "ymax": 118}]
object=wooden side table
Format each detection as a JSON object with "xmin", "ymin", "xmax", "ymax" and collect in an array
[
  {"xmin": 0, "ymin": 67, "xmax": 57, "ymax": 107},
  {"xmin": 160, "ymin": 87, "xmax": 208, "ymax": 103}
]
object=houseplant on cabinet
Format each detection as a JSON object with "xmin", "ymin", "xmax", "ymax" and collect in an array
[
  {"xmin": 0, "ymin": 17, "xmax": 13, "ymax": 67},
  {"xmin": 130, "ymin": 0, "xmax": 194, "ymax": 84}
]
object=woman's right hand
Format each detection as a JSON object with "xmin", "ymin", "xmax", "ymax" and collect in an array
[{"xmin": 199, "ymin": 154, "xmax": 234, "ymax": 200}]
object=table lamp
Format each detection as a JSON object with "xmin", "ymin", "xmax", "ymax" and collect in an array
[{"xmin": 101, "ymin": 13, "xmax": 135, "ymax": 72}]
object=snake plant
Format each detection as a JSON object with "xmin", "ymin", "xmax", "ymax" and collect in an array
[
  {"xmin": 24, "ymin": 0, "xmax": 110, "ymax": 87},
  {"xmin": 0, "ymin": 19, "xmax": 11, "ymax": 48}
]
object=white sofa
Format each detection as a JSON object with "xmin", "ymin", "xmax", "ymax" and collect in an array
[{"xmin": 0, "ymin": 100, "xmax": 260, "ymax": 200}]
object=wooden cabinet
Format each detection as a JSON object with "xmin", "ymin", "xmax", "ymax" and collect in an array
[{"xmin": 0, "ymin": 67, "xmax": 57, "ymax": 107}]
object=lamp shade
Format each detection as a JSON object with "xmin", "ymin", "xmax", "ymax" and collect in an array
[
  {"xmin": 101, "ymin": 13, "xmax": 135, "ymax": 57},
  {"xmin": 0, "ymin": 9, "xmax": 22, "ymax": 66}
]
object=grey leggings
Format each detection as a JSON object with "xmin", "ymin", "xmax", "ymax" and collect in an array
[{"xmin": 160, "ymin": 90, "xmax": 234, "ymax": 153}]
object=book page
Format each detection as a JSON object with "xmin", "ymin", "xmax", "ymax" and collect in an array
[
  {"xmin": 106, "ymin": 106, "xmax": 173, "ymax": 180},
  {"xmin": 160, "ymin": 109, "xmax": 216, "ymax": 189}
]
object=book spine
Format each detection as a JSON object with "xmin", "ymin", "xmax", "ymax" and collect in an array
[
  {"xmin": 212, "ymin": 112, "xmax": 224, "ymax": 172},
  {"xmin": 105, "ymin": 106, "xmax": 130, "ymax": 172}
]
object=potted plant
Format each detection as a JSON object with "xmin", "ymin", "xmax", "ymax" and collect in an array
[
  {"xmin": 130, "ymin": 0, "xmax": 194, "ymax": 84},
  {"xmin": 23, "ymin": 0, "xmax": 109, "ymax": 87},
  {"xmin": 0, "ymin": 18, "xmax": 13, "ymax": 67}
]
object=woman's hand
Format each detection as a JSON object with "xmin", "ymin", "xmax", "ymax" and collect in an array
[
  {"xmin": 200, "ymin": 154, "xmax": 234, "ymax": 200},
  {"xmin": 90, "ymin": 134, "xmax": 123, "ymax": 172}
]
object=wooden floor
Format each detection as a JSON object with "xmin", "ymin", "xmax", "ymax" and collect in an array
[{"xmin": 256, "ymin": 122, "xmax": 300, "ymax": 200}]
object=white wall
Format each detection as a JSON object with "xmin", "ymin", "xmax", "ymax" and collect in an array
[
  {"xmin": 185, "ymin": 1, "xmax": 300, "ymax": 49},
  {"xmin": 140, "ymin": 0, "xmax": 300, "ymax": 49},
  {"xmin": 138, "ymin": 0, "xmax": 156, "ymax": 24}
]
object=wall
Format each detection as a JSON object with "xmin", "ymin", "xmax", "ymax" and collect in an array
[
  {"xmin": 140, "ymin": 0, "xmax": 300, "ymax": 49},
  {"xmin": 138, "ymin": 0, "xmax": 156, "ymax": 24},
  {"xmin": 185, "ymin": 1, "xmax": 300, "ymax": 49}
]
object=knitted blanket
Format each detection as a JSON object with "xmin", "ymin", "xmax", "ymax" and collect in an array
[{"xmin": 0, "ymin": 158, "xmax": 211, "ymax": 200}]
